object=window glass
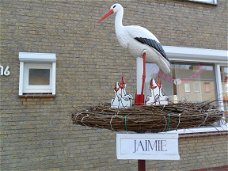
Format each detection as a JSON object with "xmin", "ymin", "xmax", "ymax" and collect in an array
[
  {"xmin": 220, "ymin": 66, "xmax": 228, "ymax": 119},
  {"xmin": 29, "ymin": 69, "xmax": 50, "ymax": 85},
  {"xmin": 158, "ymin": 63, "xmax": 216, "ymax": 103}
]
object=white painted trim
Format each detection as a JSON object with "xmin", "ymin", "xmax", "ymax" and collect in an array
[
  {"xmin": 188, "ymin": 0, "xmax": 217, "ymax": 5},
  {"xmin": 215, "ymin": 64, "xmax": 224, "ymax": 111},
  {"xmin": 19, "ymin": 62, "xmax": 24, "ymax": 96},
  {"xmin": 163, "ymin": 46, "xmax": 228, "ymax": 64},
  {"xmin": 19, "ymin": 52, "xmax": 56, "ymax": 62},
  {"xmin": 166, "ymin": 124, "xmax": 227, "ymax": 134},
  {"xmin": 52, "ymin": 62, "xmax": 56, "ymax": 95}
]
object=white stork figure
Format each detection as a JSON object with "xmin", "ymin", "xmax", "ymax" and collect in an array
[
  {"xmin": 111, "ymin": 77, "xmax": 133, "ymax": 108},
  {"xmin": 146, "ymin": 78, "xmax": 168, "ymax": 105},
  {"xmin": 99, "ymin": 3, "xmax": 170, "ymax": 104}
]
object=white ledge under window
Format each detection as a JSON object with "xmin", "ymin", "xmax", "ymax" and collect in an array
[
  {"xmin": 166, "ymin": 123, "xmax": 228, "ymax": 136},
  {"xmin": 19, "ymin": 52, "xmax": 56, "ymax": 97},
  {"xmin": 188, "ymin": 0, "xmax": 217, "ymax": 5}
]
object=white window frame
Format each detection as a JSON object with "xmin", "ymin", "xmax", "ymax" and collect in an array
[
  {"xmin": 163, "ymin": 46, "xmax": 228, "ymax": 133},
  {"xmin": 188, "ymin": 0, "xmax": 217, "ymax": 5},
  {"xmin": 23, "ymin": 63, "xmax": 52, "ymax": 93},
  {"xmin": 184, "ymin": 83, "xmax": 191, "ymax": 93},
  {"xmin": 19, "ymin": 52, "xmax": 56, "ymax": 96},
  {"xmin": 193, "ymin": 81, "xmax": 201, "ymax": 93}
]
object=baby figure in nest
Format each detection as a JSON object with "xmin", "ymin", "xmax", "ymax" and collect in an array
[
  {"xmin": 111, "ymin": 76, "xmax": 133, "ymax": 109},
  {"xmin": 145, "ymin": 78, "xmax": 168, "ymax": 106},
  {"xmin": 110, "ymin": 75, "xmax": 168, "ymax": 109}
]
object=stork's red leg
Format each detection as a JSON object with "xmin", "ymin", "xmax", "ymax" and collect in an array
[{"xmin": 135, "ymin": 52, "xmax": 146, "ymax": 105}]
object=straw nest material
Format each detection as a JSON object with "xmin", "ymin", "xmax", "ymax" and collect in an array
[{"xmin": 71, "ymin": 101, "xmax": 223, "ymax": 133}]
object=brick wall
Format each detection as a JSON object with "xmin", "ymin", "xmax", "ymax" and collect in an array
[
  {"xmin": 147, "ymin": 134, "xmax": 228, "ymax": 171},
  {"xmin": 0, "ymin": 0, "xmax": 227, "ymax": 170}
]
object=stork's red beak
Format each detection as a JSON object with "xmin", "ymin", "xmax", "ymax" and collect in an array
[{"xmin": 98, "ymin": 9, "xmax": 114, "ymax": 23}]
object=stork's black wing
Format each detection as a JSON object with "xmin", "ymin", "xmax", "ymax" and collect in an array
[{"xmin": 134, "ymin": 37, "xmax": 169, "ymax": 62}]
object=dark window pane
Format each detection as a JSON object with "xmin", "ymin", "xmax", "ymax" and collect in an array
[{"xmin": 29, "ymin": 69, "xmax": 50, "ymax": 85}]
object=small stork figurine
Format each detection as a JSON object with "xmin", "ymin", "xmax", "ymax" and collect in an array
[
  {"xmin": 111, "ymin": 76, "xmax": 133, "ymax": 108},
  {"xmin": 146, "ymin": 78, "xmax": 168, "ymax": 105}
]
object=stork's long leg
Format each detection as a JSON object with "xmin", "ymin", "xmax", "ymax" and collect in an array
[
  {"xmin": 135, "ymin": 53, "xmax": 146, "ymax": 105},
  {"xmin": 141, "ymin": 52, "xmax": 146, "ymax": 95}
]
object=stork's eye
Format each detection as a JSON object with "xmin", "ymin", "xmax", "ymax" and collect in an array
[{"xmin": 113, "ymin": 5, "xmax": 116, "ymax": 8}]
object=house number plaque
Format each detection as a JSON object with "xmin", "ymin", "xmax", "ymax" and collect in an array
[{"xmin": 0, "ymin": 65, "xmax": 10, "ymax": 76}]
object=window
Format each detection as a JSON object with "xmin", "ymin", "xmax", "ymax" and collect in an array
[
  {"xmin": 19, "ymin": 52, "xmax": 56, "ymax": 96},
  {"xmin": 146, "ymin": 46, "xmax": 227, "ymax": 133},
  {"xmin": 184, "ymin": 83, "xmax": 191, "ymax": 93},
  {"xmin": 188, "ymin": 0, "xmax": 217, "ymax": 5},
  {"xmin": 23, "ymin": 63, "xmax": 52, "ymax": 93},
  {"xmin": 193, "ymin": 82, "xmax": 201, "ymax": 93}
]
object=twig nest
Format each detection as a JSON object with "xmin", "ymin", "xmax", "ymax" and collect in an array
[{"xmin": 72, "ymin": 101, "xmax": 223, "ymax": 133}]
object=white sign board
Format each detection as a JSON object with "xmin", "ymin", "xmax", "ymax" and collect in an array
[{"xmin": 116, "ymin": 133, "xmax": 180, "ymax": 160}]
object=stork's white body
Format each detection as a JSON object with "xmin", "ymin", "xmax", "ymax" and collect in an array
[
  {"xmin": 99, "ymin": 3, "xmax": 170, "ymax": 105},
  {"xmin": 114, "ymin": 6, "xmax": 170, "ymax": 74}
]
